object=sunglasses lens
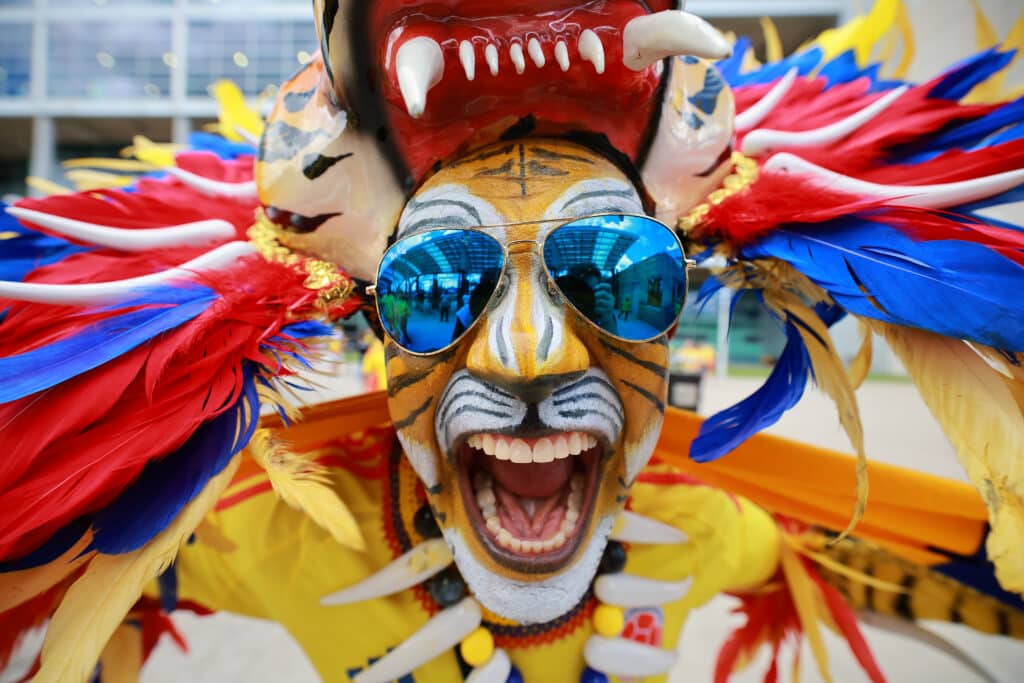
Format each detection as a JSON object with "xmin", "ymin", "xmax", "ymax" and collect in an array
[
  {"xmin": 544, "ymin": 215, "xmax": 687, "ymax": 340},
  {"xmin": 376, "ymin": 229, "xmax": 505, "ymax": 353}
]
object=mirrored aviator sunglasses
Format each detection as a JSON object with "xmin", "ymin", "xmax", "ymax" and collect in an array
[{"xmin": 370, "ymin": 214, "xmax": 690, "ymax": 355}]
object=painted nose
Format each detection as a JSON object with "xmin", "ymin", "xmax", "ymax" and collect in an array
[{"xmin": 465, "ymin": 265, "xmax": 589, "ymax": 404}]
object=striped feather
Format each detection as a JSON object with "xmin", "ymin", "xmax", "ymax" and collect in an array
[
  {"xmin": 248, "ymin": 429, "xmax": 365, "ymax": 552},
  {"xmin": 34, "ymin": 455, "xmax": 240, "ymax": 683},
  {"xmin": 871, "ymin": 322, "xmax": 1024, "ymax": 594}
]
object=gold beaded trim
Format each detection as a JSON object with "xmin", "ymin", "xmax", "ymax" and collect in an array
[
  {"xmin": 677, "ymin": 151, "xmax": 759, "ymax": 234},
  {"xmin": 247, "ymin": 209, "xmax": 354, "ymax": 307}
]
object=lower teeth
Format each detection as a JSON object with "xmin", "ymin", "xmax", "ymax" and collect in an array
[{"xmin": 474, "ymin": 472, "xmax": 583, "ymax": 554}]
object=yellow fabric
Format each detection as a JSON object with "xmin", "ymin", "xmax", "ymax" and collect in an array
[{"xmin": 170, "ymin": 447, "xmax": 781, "ymax": 682}]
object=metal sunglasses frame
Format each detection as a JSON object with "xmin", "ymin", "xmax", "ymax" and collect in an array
[{"xmin": 365, "ymin": 212, "xmax": 695, "ymax": 357}]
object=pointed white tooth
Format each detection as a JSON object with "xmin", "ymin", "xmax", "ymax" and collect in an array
[
  {"xmin": 594, "ymin": 573, "xmax": 695, "ymax": 608},
  {"xmin": 395, "ymin": 37, "xmax": 445, "ymax": 118},
  {"xmin": 322, "ymin": 539, "xmax": 452, "ymax": 606},
  {"xmin": 482, "ymin": 433, "xmax": 497, "ymax": 456},
  {"xmin": 533, "ymin": 437, "xmax": 555, "ymax": 463},
  {"xmin": 510, "ymin": 439, "xmax": 532, "ymax": 463},
  {"xmin": 459, "ymin": 40, "xmax": 476, "ymax": 81},
  {"xmin": 466, "ymin": 648, "xmax": 511, "ymax": 683},
  {"xmin": 554, "ymin": 40, "xmax": 570, "ymax": 71},
  {"xmin": 527, "ymin": 38, "xmax": 546, "ymax": 68},
  {"xmin": 509, "ymin": 42, "xmax": 526, "ymax": 74},
  {"xmin": 569, "ymin": 432, "xmax": 583, "ymax": 455},
  {"xmin": 495, "ymin": 438, "xmax": 511, "ymax": 461},
  {"xmin": 484, "ymin": 43, "xmax": 499, "ymax": 75},
  {"xmin": 353, "ymin": 598, "xmax": 482, "ymax": 683},
  {"xmin": 622, "ymin": 11, "xmax": 732, "ymax": 72},
  {"xmin": 612, "ymin": 511, "xmax": 689, "ymax": 545},
  {"xmin": 583, "ymin": 636, "xmax": 676, "ymax": 678},
  {"xmin": 578, "ymin": 29, "xmax": 605, "ymax": 74}
]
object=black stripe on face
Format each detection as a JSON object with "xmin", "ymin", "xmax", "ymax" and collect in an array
[
  {"xmin": 560, "ymin": 189, "xmax": 637, "ymax": 213},
  {"xmin": 552, "ymin": 392, "xmax": 622, "ymax": 415},
  {"xmin": 303, "ymin": 152, "xmax": 353, "ymax": 180},
  {"xmin": 528, "ymin": 146, "xmax": 596, "ymax": 164},
  {"xmin": 621, "ymin": 379, "xmax": 665, "ymax": 412},
  {"xmin": 598, "ymin": 338, "xmax": 669, "ymax": 378},
  {"xmin": 537, "ymin": 315, "xmax": 554, "ymax": 362},
  {"xmin": 552, "ymin": 374, "xmax": 617, "ymax": 398},
  {"xmin": 393, "ymin": 396, "xmax": 433, "ymax": 430},
  {"xmin": 388, "ymin": 366, "xmax": 437, "ymax": 397},
  {"xmin": 438, "ymin": 390, "xmax": 514, "ymax": 427},
  {"xmin": 259, "ymin": 121, "xmax": 327, "ymax": 163},
  {"xmin": 557, "ymin": 408, "xmax": 622, "ymax": 432},
  {"xmin": 448, "ymin": 405, "xmax": 515, "ymax": 421}
]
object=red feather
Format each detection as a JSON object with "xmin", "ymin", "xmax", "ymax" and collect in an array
[
  {"xmin": 0, "ymin": 577, "xmax": 70, "ymax": 670},
  {"xmin": 807, "ymin": 564, "xmax": 886, "ymax": 683}
]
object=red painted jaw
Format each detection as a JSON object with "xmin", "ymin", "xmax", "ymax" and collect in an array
[{"xmin": 368, "ymin": 1, "xmax": 675, "ymax": 179}]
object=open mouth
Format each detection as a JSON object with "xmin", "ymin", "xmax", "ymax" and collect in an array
[
  {"xmin": 457, "ymin": 431, "xmax": 604, "ymax": 572},
  {"xmin": 367, "ymin": 0, "xmax": 677, "ymax": 176}
]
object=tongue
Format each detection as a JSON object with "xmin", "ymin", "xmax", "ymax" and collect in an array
[{"xmin": 484, "ymin": 458, "xmax": 573, "ymax": 498}]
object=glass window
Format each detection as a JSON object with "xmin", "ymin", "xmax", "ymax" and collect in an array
[
  {"xmin": 48, "ymin": 20, "xmax": 172, "ymax": 98},
  {"xmin": 0, "ymin": 118, "xmax": 30, "ymax": 200},
  {"xmin": 49, "ymin": 0, "xmax": 172, "ymax": 6},
  {"xmin": 0, "ymin": 22, "xmax": 30, "ymax": 97},
  {"xmin": 187, "ymin": 20, "xmax": 315, "ymax": 97}
]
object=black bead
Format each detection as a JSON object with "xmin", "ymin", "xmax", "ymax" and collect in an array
[
  {"xmin": 598, "ymin": 541, "xmax": 627, "ymax": 575},
  {"xmin": 426, "ymin": 567, "xmax": 466, "ymax": 608},
  {"xmin": 413, "ymin": 503, "xmax": 442, "ymax": 539}
]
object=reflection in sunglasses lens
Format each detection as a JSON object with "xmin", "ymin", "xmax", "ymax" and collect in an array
[
  {"xmin": 544, "ymin": 216, "xmax": 687, "ymax": 341},
  {"xmin": 376, "ymin": 229, "xmax": 505, "ymax": 354}
]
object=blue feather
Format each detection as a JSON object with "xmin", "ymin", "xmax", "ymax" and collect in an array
[
  {"xmin": 933, "ymin": 540, "xmax": 1024, "ymax": 612},
  {"xmin": 691, "ymin": 317, "xmax": 811, "ymax": 462},
  {"xmin": 90, "ymin": 367, "xmax": 259, "ymax": 554},
  {"xmin": 929, "ymin": 48, "xmax": 1015, "ymax": 101},
  {"xmin": 188, "ymin": 131, "xmax": 257, "ymax": 159},
  {"xmin": 281, "ymin": 320, "xmax": 333, "ymax": 339},
  {"xmin": 742, "ymin": 218, "xmax": 1024, "ymax": 352},
  {"xmin": 157, "ymin": 562, "xmax": 179, "ymax": 612},
  {"xmin": 720, "ymin": 46, "xmax": 824, "ymax": 88},
  {"xmin": 0, "ymin": 285, "xmax": 217, "ymax": 403},
  {"xmin": 897, "ymin": 97, "xmax": 1024, "ymax": 163}
]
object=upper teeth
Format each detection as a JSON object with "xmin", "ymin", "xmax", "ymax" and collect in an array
[
  {"xmin": 621, "ymin": 10, "xmax": 733, "ymax": 71},
  {"xmin": 577, "ymin": 30, "xmax": 606, "ymax": 75},
  {"xmin": 467, "ymin": 432, "xmax": 597, "ymax": 464}
]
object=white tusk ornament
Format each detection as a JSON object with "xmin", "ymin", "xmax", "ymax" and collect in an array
[
  {"xmin": 321, "ymin": 539, "xmax": 453, "ymax": 606},
  {"xmin": 764, "ymin": 152, "xmax": 1024, "ymax": 209},
  {"xmin": 459, "ymin": 41, "xmax": 476, "ymax": 81},
  {"xmin": 5, "ymin": 206, "xmax": 236, "ymax": 252},
  {"xmin": 510, "ymin": 43, "xmax": 526, "ymax": 75},
  {"xmin": 611, "ymin": 510, "xmax": 688, "ymax": 545},
  {"xmin": 352, "ymin": 598, "xmax": 483, "ymax": 683},
  {"xmin": 0, "ymin": 241, "xmax": 256, "ymax": 306},
  {"xmin": 594, "ymin": 573, "xmax": 694, "ymax": 607},
  {"xmin": 484, "ymin": 43, "xmax": 500, "ymax": 76},
  {"xmin": 395, "ymin": 37, "xmax": 445, "ymax": 119},
  {"xmin": 622, "ymin": 11, "xmax": 732, "ymax": 71},
  {"xmin": 734, "ymin": 67, "xmax": 799, "ymax": 132},
  {"xmin": 742, "ymin": 85, "xmax": 909, "ymax": 155},
  {"xmin": 465, "ymin": 648, "xmax": 511, "ymax": 683},
  {"xmin": 165, "ymin": 167, "xmax": 257, "ymax": 199},
  {"xmin": 527, "ymin": 38, "xmax": 546, "ymax": 68},
  {"xmin": 584, "ymin": 636, "xmax": 677, "ymax": 677},
  {"xmin": 554, "ymin": 40, "xmax": 571, "ymax": 72}
]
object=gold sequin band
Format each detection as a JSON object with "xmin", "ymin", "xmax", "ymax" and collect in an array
[
  {"xmin": 677, "ymin": 152, "xmax": 759, "ymax": 234},
  {"xmin": 248, "ymin": 210, "xmax": 354, "ymax": 308}
]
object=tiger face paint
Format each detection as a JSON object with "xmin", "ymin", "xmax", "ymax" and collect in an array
[{"xmin": 384, "ymin": 140, "xmax": 670, "ymax": 623}]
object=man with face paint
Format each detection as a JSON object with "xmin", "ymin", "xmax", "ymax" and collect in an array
[{"xmin": 4, "ymin": 1, "xmax": 1024, "ymax": 681}]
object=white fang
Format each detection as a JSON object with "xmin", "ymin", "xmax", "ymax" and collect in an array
[
  {"xmin": 510, "ymin": 43, "xmax": 526, "ymax": 75},
  {"xmin": 622, "ymin": 10, "xmax": 732, "ymax": 71},
  {"xmin": 396, "ymin": 37, "xmax": 445, "ymax": 118},
  {"xmin": 459, "ymin": 41, "xmax": 476, "ymax": 81},
  {"xmin": 554, "ymin": 40, "xmax": 571, "ymax": 72},
  {"xmin": 594, "ymin": 573, "xmax": 694, "ymax": 607},
  {"xmin": 165, "ymin": 167, "xmax": 257, "ymax": 199},
  {"xmin": 584, "ymin": 636, "xmax": 676, "ymax": 677},
  {"xmin": 742, "ymin": 85, "xmax": 909, "ymax": 155},
  {"xmin": 0, "ymin": 241, "xmax": 256, "ymax": 306},
  {"xmin": 579, "ymin": 29, "xmax": 606, "ymax": 74},
  {"xmin": 527, "ymin": 38, "xmax": 546, "ymax": 68},
  {"xmin": 352, "ymin": 598, "xmax": 482, "ymax": 683},
  {"xmin": 485, "ymin": 43, "xmax": 500, "ymax": 76},
  {"xmin": 6, "ymin": 206, "xmax": 236, "ymax": 252},
  {"xmin": 764, "ymin": 152, "xmax": 1024, "ymax": 209},
  {"xmin": 320, "ymin": 539, "xmax": 453, "ymax": 606},
  {"xmin": 734, "ymin": 67, "xmax": 799, "ymax": 132},
  {"xmin": 611, "ymin": 510, "xmax": 688, "ymax": 545}
]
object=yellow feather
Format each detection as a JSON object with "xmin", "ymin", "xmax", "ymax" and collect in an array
[
  {"xmin": 764, "ymin": 289, "xmax": 868, "ymax": 541},
  {"xmin": 814, "ymin": 0, "xmax": 899, "ymax": 65},
  {"xmin": 62, "ymin": 158, "xmax": 158, "ymax": 172},
  {"xmin": 780, "ymin": 536, "xmax": 834, "ymax": 683},
  {"xmin": 760, "ymin": 17, "xmax": 784, "ymax": 64},
  {"xmin": 889, "ymin": 0, "xmax": 916, "ymax": 79},
  {"xmin": 847, "ymin": 321, "xmax": 873, "ymax": 390},
  {"xmin": 193, "ymin": 517, "xmax": 238, "ymax": 553},
  {"xmin": 97, "ymin": 624, "xmax": 142, "ymax": 683},
  {"xmin": 871, "ymin": 323, "xmax": 1024, "ymax": 593},
  {"xmin": 210, "ymin": 80, "xmax": 265, "ymax": 142},
  {"xmin": 121, "ymin": 135, "xmax": 180, "ymax": 168},
  {"xmin": 34, "ymin": 457, "xmax": 240, "ymax": 683},
  {"xmin": 25, "ymin": 177, "xmax": 73, "ymax": 196},
  {"xmin": 249, "ymin": 429, "xmax": 366, "ymax": 552},
  {"xmin": 963, "ymin": 0, "xmax": 1018, "ymax": 103}
]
